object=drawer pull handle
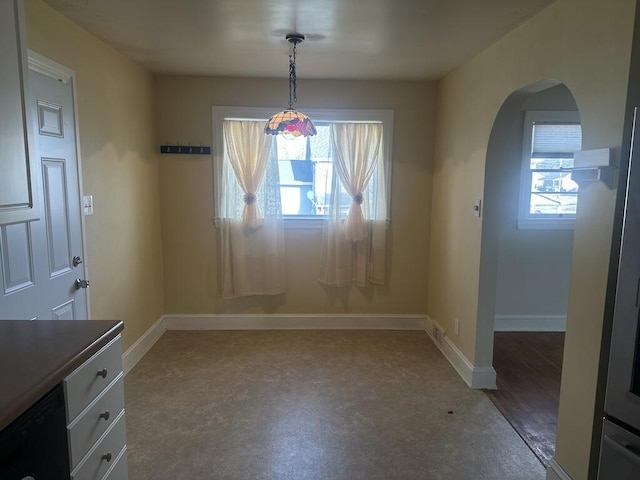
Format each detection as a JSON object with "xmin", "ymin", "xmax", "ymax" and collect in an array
[
  {"xmin": 102, "ymin": 452, "xmax": 112, "ymax": 462},
  {"xmin": 99, "ymin": 410, "xmax": 110, "ymax": 421},
  {"xmin": 97, "ymin": 368, "xmax": 108, "ymax": 378}
]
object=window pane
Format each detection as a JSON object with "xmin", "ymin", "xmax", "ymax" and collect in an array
[
  {"xmin": 273, "ymin": 122, "xmax": 383, "ymax": 218},
  {"xmin": 276, "ymin": 135, "xmax": 307, "ymax": 160},
  {"xmin": 280, "ymin": 186, "xmax": 314, "ymax": 215},
  {"xmin": 313, "ymin": 160, "xmax": 332, "ymax": 215},
  {"xmin": 520, "ymin": 114, "xmax": 581, "ymax": 224},
  {"xmin": 530, "ymin": 157, "xmax": 574, "ymax": 170},
  {"xmin": 531, "ymin": 171, "xmax": 578, "ymax": 193},
  {"xmin": 530, "ymin": 193, "xmax": 578, "ymax": 215},
  {"xmin": 275, "ymin": 124, "xmax": 333, "ymax": 216},
  {"xmin": 309, "ymin": 125, "xmax": 332, "ymax": 161},
  {"xmin": 278, "ymin": 160, "xmax": 315, "ymax": 215}
]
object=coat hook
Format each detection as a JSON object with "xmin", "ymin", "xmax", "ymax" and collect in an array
[{"xmin": 159, "ymin": 142, "xmax": 211, "ymax": 155}]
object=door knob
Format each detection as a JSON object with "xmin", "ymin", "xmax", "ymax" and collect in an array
[
  {"xmin": 72, "ymin": 255, "xmax": 83, "ymax": 267},
  {"xmin": 74, "ymin": 279, "xmax": 90, "ymax": 290}
]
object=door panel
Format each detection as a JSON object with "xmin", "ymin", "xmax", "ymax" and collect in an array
[
  {"xmin": 0, "ymin": 223, "xmax": 34, "ymax": 294},
  {"xmin": 42, "ymin": 158, "xmax": 72, "ymax": 277},
  {"xmin": 52, "ymin": 300, "xmax": 75, "ymax": 320},
  {"xmin": 0, "ymin": 68, "xmax": 86, "ymax": 320},
  {"xmin": 37, "ymin": 100, "xmax": 64, "ymax": 137}
]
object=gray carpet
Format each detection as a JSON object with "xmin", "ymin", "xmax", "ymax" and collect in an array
[{"xmin": 124, "ymin": 330, "xmax": 545, "ymax": 479}]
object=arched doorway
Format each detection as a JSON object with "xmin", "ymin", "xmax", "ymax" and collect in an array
[{"xmin": 477, "ymin": 80, "xmax": 581, "ymax": 465}]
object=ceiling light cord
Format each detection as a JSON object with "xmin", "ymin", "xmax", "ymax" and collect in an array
[{"xmin": 289, "ymin": 43, "xmax": 298, "ymax": 109}]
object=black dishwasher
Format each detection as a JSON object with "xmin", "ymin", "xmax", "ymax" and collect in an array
[{"xmin": 0, "ymin": 384, "xmax": 70, "ymax": 479}]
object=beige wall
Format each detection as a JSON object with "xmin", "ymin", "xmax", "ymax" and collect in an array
[
  {"xmin": 428, "ymin": 0, "xmax": 635, "ymax": 478},
  {"xmin": 155, "ymin": 76, "xmax": 435, "ymax": 315},
  {"xmin": 24, "ymin": 0, "xmax": 165, "ymax": 350}
]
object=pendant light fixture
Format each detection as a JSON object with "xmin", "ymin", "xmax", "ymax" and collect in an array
[{"xmin": 265, "ymin": 33, "xmax": 317, "ymax": 138}]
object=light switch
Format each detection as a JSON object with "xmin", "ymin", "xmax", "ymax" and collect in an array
[
  {"xmin": 473, "ymin": 199, "xmax": 482, "ymax": 217},
  {"xmin": 83, "ymin": 195, "xmax": 94, "ymax": 216}
]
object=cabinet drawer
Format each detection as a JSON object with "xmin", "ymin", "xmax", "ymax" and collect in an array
[
  {"xmin": 71, "ymin": 410, "xmax": 127, "ymax": 480},
  {"xmin": 65, "ymin": 335, "xmax": 123, "ymax": 421},
  {"xmin": 68, "ymin": 374, "xmax": 125, "ymax": 468},
  {"xmin": 104, "ymin": 447, "xmax": 128, "ymax": 480}
]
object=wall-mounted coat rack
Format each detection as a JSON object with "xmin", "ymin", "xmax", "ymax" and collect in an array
[{"xmin": 160, "ymin": 145, "xmax": 211, "ymax": 155}]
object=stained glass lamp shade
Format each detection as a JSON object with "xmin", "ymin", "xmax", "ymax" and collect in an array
[{"xmin": 265, "ymin": 108, "xmax": 316, "ymax": 137}]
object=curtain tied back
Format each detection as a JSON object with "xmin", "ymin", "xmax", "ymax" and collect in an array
[
  {"xmin": 223, "ymin": 120, "xmax": 272, "ymax": 229},
  {"xmin": 319, "ymin": 122, "xmax": 387, "ymax": 287},
  {"xmin": 332, "ymin": 123, "xmax": 382, "ymax": 242}
]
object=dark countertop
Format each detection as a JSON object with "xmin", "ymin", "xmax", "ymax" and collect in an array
[{"xmin": 0, "ymin": 320, "xmax": 124, "ymax": 431}]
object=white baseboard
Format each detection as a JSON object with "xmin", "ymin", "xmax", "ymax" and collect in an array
[
  {"xmin": 494, "ymin": 314, "xmax": 566, "ymax": 332},
  {"xmin": 122, "ymin": 316, "xmax": 166, "ymax": 375},
  {"xmin": 425, "ymin": 316, "xmax": 497, "ymax": 389},
  {"xmin": 164, "ymin": 314, "xmax": 428, "ymax": 331},
  {"xmin": 546, "ymin": 458, "xmax": 572, "ymax": 480}
]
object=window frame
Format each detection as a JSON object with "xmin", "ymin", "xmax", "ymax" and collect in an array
[
  {"xmin": 517, "ymin": 110, "xmax": 581, "ymax": 230},
  {"xmin": 212, "ymin": 106, "xmax": 394, "ymax": 229}
]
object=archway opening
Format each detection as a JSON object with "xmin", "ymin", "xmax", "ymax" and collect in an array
[{"xmin": 477, "ymin": 79, "xmax": 581, "ymax": 466}]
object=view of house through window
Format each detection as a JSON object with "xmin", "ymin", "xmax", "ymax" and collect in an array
[
  {"xmin": 275, "ymin": 123, "xmax": 376, "ymax": 217},
  {"xmin": 276, "ymin": 123, "xmax": 332, "ymax": 215},
  {"xmin": 519, "ymin": 111, "xmax": 581, "ymax": 228}
]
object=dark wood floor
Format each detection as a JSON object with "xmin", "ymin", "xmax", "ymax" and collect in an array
[{"xmin": 484, "ymin": 331, "xmax": 565, "ymax": 467}]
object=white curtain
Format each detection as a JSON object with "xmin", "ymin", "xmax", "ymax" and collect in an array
[
  {"xmin": 219, "ymin": 120, "xmax": 286, "ymax": 298},
  {"xmin": 319, "ymin": 122, "xmax": 387, "ymax": 286}
]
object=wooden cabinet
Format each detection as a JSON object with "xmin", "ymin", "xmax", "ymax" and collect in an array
[
  {"xmin": 64, "ymin": 335, "xmax": 128, "ymax": 480},
  {"xmin": 0, "ymin": 0, "xmax": 39, "ymax": 225}
]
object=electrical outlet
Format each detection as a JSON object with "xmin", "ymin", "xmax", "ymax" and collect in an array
[
  {"xmin": 454, "ymin": 318, "xmax": 460, "ymax": 336},
  {"xmin": 432, "ymin": 323, "xmax": 444, "ymax": 346}
]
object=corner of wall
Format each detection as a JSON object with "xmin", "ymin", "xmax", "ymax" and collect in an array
[
  {"xmin": 122, "ymin": 316, "xmax": 166, "ymax": 375},
  {"xmin": 425, "ymin": 316, "xmax": 497, "ymax": 389}
]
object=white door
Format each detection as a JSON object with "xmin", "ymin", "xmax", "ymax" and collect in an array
[{"xmin": 0, "ymin": 66, "xmax": 88, "ymax": 320}]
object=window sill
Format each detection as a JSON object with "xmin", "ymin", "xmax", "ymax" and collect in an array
[
  {"xmin": 213, "ymin": 217, "xmax": 391, "ymax": 230},
  {"xmin": 212, "ymin": 217, "xmax": 325, "ymax": 230},
  {"xmin": 517, "ymin": 217, "xmax": 575, "ymax": 230}
]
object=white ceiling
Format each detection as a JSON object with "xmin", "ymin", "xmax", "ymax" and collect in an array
[{"xmin": 43, "ymin": 0, "xmax": 556, "ymax": 80}]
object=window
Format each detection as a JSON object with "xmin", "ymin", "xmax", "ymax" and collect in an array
[
  {"xmin": 212, "ymin": 107, "xmax": 393, "ymax": 228},
  {"xmin": 276, "ymin": 122, "xmax": 333, "ymax": 216},
  {"xmin": 518, "ymin": 111, "xmax": 582, "ymax": 229}
]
